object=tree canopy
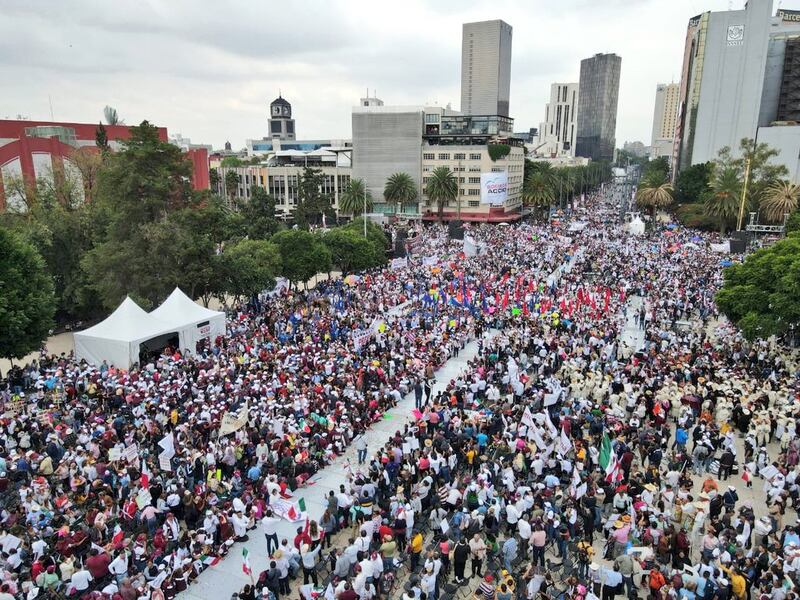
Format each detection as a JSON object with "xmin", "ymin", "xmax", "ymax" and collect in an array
[
  {"xmin": 271, "ymin": 229, "xmax": 332, "ymax": 287},
  {"xmin": 0, "ymin": 229, "xmax": 56, "ymax": 360},
  {"xmin": 322, "ymin": 228, "xmax": 385, "ymax": 273},
  {"xmin": 716, "ymin": 232, "xmax": 800, "ymax": 340}
]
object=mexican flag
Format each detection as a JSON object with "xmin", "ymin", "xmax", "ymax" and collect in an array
[
  {"xmin": 242, "ymin": 548, "xmax": 252, "ymax": 576},
  {"xmin": 599, "ymin": 432, "xmax": 612, "ymax": 470},
  {"xmin": 599, "ymin": 433, "xmax": 623, "ymax": 482}
]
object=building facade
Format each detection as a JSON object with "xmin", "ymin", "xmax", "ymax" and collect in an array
[
  {"xmin": 575, "ymin": 53, "xmax": 622, "ymax": 162},
  {"xmin": 674, "ymin": 1, "xmax": 800, "ymax": 181},
  {"xmin": 268, "ymin": 96, "xmax": 296, "ymax": 141},
  {"xmin": 536, "ymin": 82, "xmax": 579, "ymax": 157},
  {"xmin": 0, "ymin": 119, "xmax": 209, "ymax": 211},
  {"xmin": 650, "ymin": 83, "xmax": 680, "ymax": 161},
  {"xmin": 421, "ymin": 114, "xmax": 523, "ymax": 221},
  {"xmin": 217, "ymin": 161, "xmax": 351, "ymax": 219},
  {"xmin": 460, "ymin": 20, "xmax": 513, "ymax": 117}
]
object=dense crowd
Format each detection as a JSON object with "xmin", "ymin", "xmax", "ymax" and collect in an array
[{"xmin": 1, "ymin": 184, "xmax": 798, "ymax": 600}]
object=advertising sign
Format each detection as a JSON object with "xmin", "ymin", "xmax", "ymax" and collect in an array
[{"xmin": 480, "ymin": 172, "xmax": 507, "ymax": 205}]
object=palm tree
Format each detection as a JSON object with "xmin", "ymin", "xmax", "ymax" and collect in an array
[
  {"xmin": 704, "ymin": 166, "xmax": 741, "ymax": 234},
  {"xmin": 103, "ymin": 105, "xmax": 123, "ymax": 126},
  {"xmin": 761, "ymin": 180, "xmax": 800, "ymax": 223},
  {"xmin": 635, "ymin": 173, "xmax": 674, "ymax": 222},
  {"xmin": 384, "ymin": 172, "xmax": 417, "ymax": 216},
  {"xmin": 522, "ymin": 171, "xmax": 556, "ymax": 219},
  {"xmin": 224, "ymin": 170, "xmax": 241, "ymax": 208},
  {"xmin": 426, "ymin": 166, "xmax": 458, "ymax": 222},
  {"xmin": 338, "ymin": 178, "xmax": 373, "ymax": 217}
]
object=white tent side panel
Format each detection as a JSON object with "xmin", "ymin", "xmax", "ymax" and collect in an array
[
  {"xmin": 74, "ymin": 334, "xmax": 137, "ymax": 370},
  {"xmin": 176, "ymin": 312, "xmax": 226, "ymax": 353}
]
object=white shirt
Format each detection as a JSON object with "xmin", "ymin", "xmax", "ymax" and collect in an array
[{"xmin": 71, "ymin": 569, "xmax": 93, "ymax": 591}]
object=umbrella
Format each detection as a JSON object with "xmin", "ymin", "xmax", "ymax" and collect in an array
[
  {"xmin": 720, "ymin": 260, "xmax": 733, "ymax": 267},
  {"xmin": 690, "ymin": 235, "xmax": 703, "ymax": 242}
]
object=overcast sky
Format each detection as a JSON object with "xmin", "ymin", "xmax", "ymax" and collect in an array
[{"xmin": 1, "ymin": 0, "xmax": 781, "ymax": 150}]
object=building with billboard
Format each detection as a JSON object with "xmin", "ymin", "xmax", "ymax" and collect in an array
[
  {"xmin": 575, "ymin": 53, "xmax": 622, "ymax": 162},
  {"xmin": 673, "ymin": 1, "xmax": 800, "ymax": 182},
  {"xmin": 0, "ymin": 119, "xmax": 209, "ymax": 211},
  {"xmin": 461, "ymin": 20, "xmax": 513, "ymax": 117},
  {"xmin": 420, "ymin": 113, "xmax": 524, "ymax": 221}
]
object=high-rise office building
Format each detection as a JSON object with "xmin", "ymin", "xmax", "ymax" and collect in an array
[
  {"xmin": 650, "ymin": 83, "xmax": 680, "ymax": 161},
  {"xmin": 673, "ymin": 1, "xmax": 800, "ymax": 182},
  {"xmin": 536, "ymin": 82, "xmax": 579, "ymax": 157},
  {"xmin": 575, "ymin": 53, "xmax": 622, "ymax": 162},
  {"xmin": 460, "ymin": 20, "xmax": 513, "ymax": 116}
]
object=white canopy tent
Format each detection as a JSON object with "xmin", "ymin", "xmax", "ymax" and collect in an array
[
  {"xmin": 149, "ymin": 288, "xmax": 226, "ymax": 353},
  {"xmin": 74, "ymin": 297, "xmax": 176, "ymax": 369}
]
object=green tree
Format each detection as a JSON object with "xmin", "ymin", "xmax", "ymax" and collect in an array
[
  {"xmin": 673, "ymin": 162, "xmax": 712, "ymax": 204},
  {"xmin": 523, "ymin": 170, "xmax": 556, "ymax": 219},
  {"xmin": 0, "ymin": 229, "xmax": 56, "ymax": 360},
  {"xmin": 786, "ymin": 210, "xmax": 800, "ymax": 234},
  {"xmin": 294, "ymin": 167, "xmax": 334, "ymax": 227},
  {"xmin": 761, "ymin": 181, "xmax": 800, "ymax": 223},
  {"xmin": 704, "ymin": 165, "xmax": 741, "ymax": 234},
  {"xmin": 344, "ymin": 217, "xmax": 389, "ymax": 254},
  {"xmin": 642, "ymin": 157, "xmax": 670, "ymax": 183},
  {"xmin": 224, "ymin": 170, "xmax": 240, "ymax": 206},
  {"xmin": 241, "ymin": 186, "xmax": 280, "ymax": 239},
  {"xmin": 716, "ymin": 232, "xmax": 800, "ymax": 340},
  {"xmin": 271, "ymin": 229, "xmax": 332, "ymax": 288},
  {"xmin": 323, "ymin": 228, "xmax": 384, "ymax": 273},
  {"xmin": 384, "ymin": 172, "xmax": 417, "ymax": 215},
  {"xmin": 217, "ymin": 238, "xmax": 280, "ymax": 304},
  {"xmin": 714, "ymin": 139, "xmax": 789, "ymax": 211},
  {"xmin": 426, "ymin": 166, "xmax": 458, "ymax": 222},
  {"xmin": 82, "ymin": 120, "xmax": 196, "ymax": 309},
  {"xmin": 220, "ymin": 156, "xmax": 244, "ymax": 168},
  {"xmin": 209, "ymin": 168, "xmax": 220, "ymax": 191},
  {"xmin": 95, "ymin": 123, "xmax": 109, "ymax": 153},
  {"xmin": 338, "ymin": 178, "xmax": 373, "ymax": 217},
  {"xmin": 636, "ymin": 172, "xmax": 674, "ymax": 221}
]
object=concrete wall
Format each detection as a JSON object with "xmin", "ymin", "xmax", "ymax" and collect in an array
[
  {"xmin": 757, "ymin": 125, "xmax": 800, "ymax": 183},
  {"xmin": 352, "ymin": 110, "xmax": 423, "ymax": 211},
  {"xmin": 691, "ymin": 0, "xmax": 772, "ymax": 164}
]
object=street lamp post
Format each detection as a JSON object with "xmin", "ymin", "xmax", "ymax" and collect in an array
[{"xmin": 363, "ymin": 185, "xmax": 368, "ymax": 238}]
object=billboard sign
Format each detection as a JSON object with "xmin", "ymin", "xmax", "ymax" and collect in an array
[{"xmin": 480, "ymin": 172, "xmax": 507, "ymax": 205}]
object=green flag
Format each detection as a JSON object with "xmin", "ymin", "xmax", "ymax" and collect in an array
[
  {"xmin": 298, "ymin": 498, "xmax": 307, "ymax": 512},
  {"xmin": 599, "ymin": 432, "xmax": 612, "ymax": 470}
]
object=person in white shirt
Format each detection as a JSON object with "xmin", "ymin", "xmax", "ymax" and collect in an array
[
  {"xmin": 70, "ymin": 567, "xmax": 93, "ymax": 592},
  {"xmin": 262, "ymin": 509, "xmax": 281, "ymax": 554},
  {"xmin": 108, "ymin": 551, "xmax": 129, "ymax": 585},
  {"xmin": 518, "ymin": 517, "xmax": 532, "ymax": 558}
]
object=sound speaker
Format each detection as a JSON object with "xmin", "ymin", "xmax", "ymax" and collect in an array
[{"xmin": 729, "ymin": 231, "xmax": 747, "ymax": 254}]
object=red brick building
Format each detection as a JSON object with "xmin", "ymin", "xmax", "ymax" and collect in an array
[{"xmin": 0, "ymin": 119, "xmax": 209, "ymax": 210}]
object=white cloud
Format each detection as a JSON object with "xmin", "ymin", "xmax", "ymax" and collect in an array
[{"xmin": 0, "ymin": 0, "xmax": 777, "ymax": 149}]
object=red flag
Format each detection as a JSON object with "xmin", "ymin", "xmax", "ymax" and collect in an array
[
  {"xmin": 141, "ymin": 473, "xmax": 149, "ymax": 489},
  {"xmin": 286, "ymin": 505, "xmax": 298, "ymax": 520},
  {"xmin": 501, "ymin": 289, "xmax": 509, "ymax": 310}
]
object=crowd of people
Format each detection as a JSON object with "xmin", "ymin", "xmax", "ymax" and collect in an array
[{"xmin": 1, "ymin": 183, "xmax": 798, "ymax": 600}]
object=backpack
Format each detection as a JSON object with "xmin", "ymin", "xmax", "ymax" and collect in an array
[{"xmin": 467, "ymin": 490, "xmax": 479, "ymax": 510}]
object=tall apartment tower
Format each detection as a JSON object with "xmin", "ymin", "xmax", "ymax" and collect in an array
[
  {"xmin": 460, "ymin": 20, "xmax": 513, "ymax": 116},
  {"xmin": 575, "ymin": 53, "xmax": 622, "ymax": 162},
  {"xmin": 537, "ymin": 82, "xmax": 579, "ymax": 157},
  {"xmin": 650, "ymin": 83, "xmax": 680, "ymax": 161}
]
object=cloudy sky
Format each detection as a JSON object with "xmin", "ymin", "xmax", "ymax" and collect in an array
[{"xmin": 1, "ymin": 0, "xmax": 780, "ymax": 150}]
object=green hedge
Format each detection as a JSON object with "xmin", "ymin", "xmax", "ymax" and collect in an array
[{"xmin": 488, "ymin": 144, "xmax": 511, "ymax": 161}]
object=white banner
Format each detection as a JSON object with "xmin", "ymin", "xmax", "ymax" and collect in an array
[
  {"xmin": 219, "ymin": 401, "xmax": 249, "ymax": 436},
  {"xmin": 391, "ymin": 257, "xmax": 408, "ymax": 270},
  {"xmin": 422, "ymin": 256, "xmax": 439, "ymax": 267},
  {"xmin": 710, "ymin": 242, "xmax": 730, "ymax": 253},
  {"xmin": 480, "ymin": 172, "xmax": 507, "ymax": 206}
]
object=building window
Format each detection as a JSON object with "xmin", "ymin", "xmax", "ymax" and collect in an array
[
  {"xmin": 423, "ymin": 177, "xmax": 429, "ymax": 183},
  {"xmin": 469, "ymin": 153, "xmax": 482, "ymax": 160},
  {"xmin": 454, "ymin": 153, "xmax": 466, "ymax": 160},
  {"xmin": 468, "ymin": 177, "xmax": 481, "ymax": 184},
  {"xmin": 468, "ymin": 189, "xmax": 480, "ymax": 196},
  {"xmin": 468, "ymin": 200, "xmax": 480, "ymax": 207},
  {"xmin": 423, "ymin": 153, "xmax": 435, "ymax": 160},
  {"xmin": 438, "ymin": 153, "xmax": 450, "ymax": 160},
  {"xmin": 491, "ymin": 167, "xmax": 504, "ymax": 172},
  {"xmin": 425, "ymin": 113, "xmax": 440, "ymax": 124}
]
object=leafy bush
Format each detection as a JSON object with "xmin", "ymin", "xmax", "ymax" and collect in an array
[{"xmin": 488, "ymin": 144, "xmax": 511, "ymax": 161}]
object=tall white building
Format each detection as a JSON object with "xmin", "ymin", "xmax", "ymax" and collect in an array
[
  {"xmin": 536, "ymin": 82, "xmax": 579, "ymax": 157},
  {"xmin": 460, "ymin": 20, "xmax": 513, "ymax": 116},
  {"xmin": 649, "ymin": 83, "xmax": 679, "ymax": 161}
]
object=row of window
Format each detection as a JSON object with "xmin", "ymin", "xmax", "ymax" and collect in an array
[{"xmin": 422, "ymin": 153, "xmax": 484, "ymax": 161}]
